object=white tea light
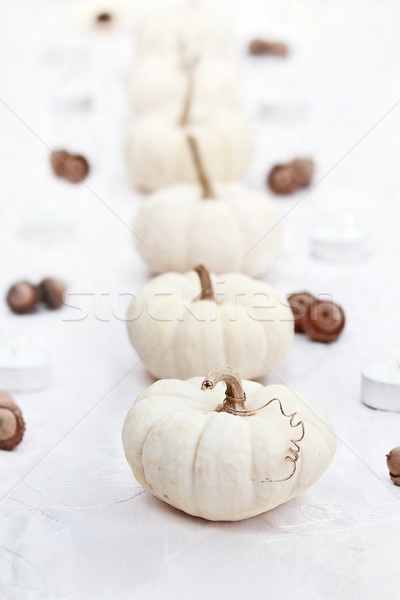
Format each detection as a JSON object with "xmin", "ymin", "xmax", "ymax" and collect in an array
[
  {"xmin": 0, "ymin": 338, "xmax": 52, "ymax": 392},
  {"xmin": 259, "ymin": 96, "xmax": 310, "ymax": 121},
  {"xmin": 53, "ymin": 80, "xmax": 93, "ymax": 113},
  {"xmin": 311, "ymin": 218, "xmax": 371, "ymax": 262},
  {"xmin": 361, "ymin": 358, "xmax": 400, "ymax": 412},
  {"xmin": 20, "ymin": 200, "xmax": 76, "ymax": 242}
]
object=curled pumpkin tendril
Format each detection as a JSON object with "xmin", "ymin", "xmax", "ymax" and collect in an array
[
  {"xmin": 201, "ymin": 368, "xmax": 305, "ymax": 484},
  {"xmin": 215, "ymin": 397, "xmax": 305, "ymax": 482},
  {"xmin": 254, "ymin": 398, "xmax": 305, "ymax": 483}
]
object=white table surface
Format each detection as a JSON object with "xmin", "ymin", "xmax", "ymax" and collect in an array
[{"xmin": 1, "ymin": 1, "xmax": 400, "ymax": 598}]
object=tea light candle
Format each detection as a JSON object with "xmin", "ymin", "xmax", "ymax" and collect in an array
[
  {"xmin": 0, "ymin": 337, "xmax": 52, "ymax": 392},
  {"xmin": 311, "ymin": 214, "xmax": 371, "ymax": 262},
  {"xmin": 361, "ymin": 357, "xmax": 400, "ymax": 412},
  {"xmin": 20, "ymin": 199, "xmax": 76, "ymax": 242},
  {"xmin": 259, "ymin": 95, "xmax": 310, "ymax": 120},
  {"xmin": 53, "ymin": 78, "xmax": 93, "ymax": 113}
]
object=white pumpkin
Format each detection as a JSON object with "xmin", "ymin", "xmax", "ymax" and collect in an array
[
  {"xmin": 126, "ymin": 109, "xmax": 252, "ymax": 192},
  {"xmin": 127, "ymin": 55, "xmax": 239, "ymax": 116},
  {"xmin": 126, "ymin": 266, "xmax": 293, "ymax": 380},
  {"xmin": 126, "ymin": 56, "xmax": 251, "ymax": 192},
  {"xmin": 133, "ymin": 135, "xmax": 280, "ymax": 275},
  {"xmin": 122, "ymin": 366, "xmax": 336, "ymax": 521},
  {"xmin": 135, "ymin": 2, "xmax": 237, "ymax": 61},
  {"xmin": 134, "ymin": 181, "xmax": 281, "ymax": 277}
]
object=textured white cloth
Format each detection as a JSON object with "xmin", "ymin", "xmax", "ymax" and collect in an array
[{"xmin": 1, "ymin": 0, "xmax": 400, "ymax": 598}]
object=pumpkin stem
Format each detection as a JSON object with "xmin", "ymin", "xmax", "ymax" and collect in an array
[
  {"xmin": 186, "ymin": 135, "xmax": 215, "ymax": 199},
  {"xmin": 194, "ymin": 265, "xmax": 214, "ymax": 301},
  {"xmin": 179, "ymin": 56, "xmax": 198, "ymax": 126},
  {"xmin": 201, "ymin": 367, "xmax": 250, "ymax": 415}
]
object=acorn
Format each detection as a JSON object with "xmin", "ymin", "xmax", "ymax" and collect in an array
[
  {"xmin": 249, "ymin": 39, "xmax": 288, "ymax": 57},
  {"xmin": 0, "ymin": 391, "xmax": 25, "ymax": 451},
  {"xmin": 288, "ymin": 292, "xmax": 315, "ymax": 333},
  {"xmin": 307, "ymin": 300, "xmax": 345, "ymax": 343},
  {"xmin": 386, "ymin": 447, "xmax": 400, "ymax": 486},
  {"xmin": 291, "ymin": 158, "xmax": 315, "ymax": 187},
  {"xmin": 39, "ymin": 278, "xmax": 66, "ymax": 310},
  {"xmin": 6, "ymin": 281, "xmax": 39, "ymax": 315},
  {"xmin": 268, "ymin": 165, "xmax": 298, "ymax": 195},
  {"xmin": 50, "ymin": 150, "xmax": 90, "ymax": 183},
  {"xmin": 267, "ymin": 158, "xmax": 315, "ymax": 195},
  {"xmin": 50, "ymin": 150, "xmax": 68, "ymax": 177},
  {"xmin": 96, "ymin": 12, "xmax": 113, "ymax": 24}
]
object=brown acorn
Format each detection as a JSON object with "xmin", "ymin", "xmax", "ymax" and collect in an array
[
  {"xmin": 39, "ymin": 278, "xmax": 66, "ymax": 310},
  {"xmin": 288, "ymin": 292, "xmax": 315, "ymax": 333},
  {"xmin": 249, "ymin": 39, "xmax": 288, "ymax": 57},
  {"xmin": 267, "ymin": 158, "xmax": 315, "ymax": 195},
  {"xmin": 50, "ymin": 150, "xmax": 69, "ymax": 177},
  {"xmin": 307, "ymin": 300, "xmax": 345, "ymax": 343},
  {"xmin": 6, "ymin": 281, "xmax": 39, "ymax": 315},
  {"xmin": 96, "ymin": 12, "xmax": 113, "ymax": 24},
  {"xmin": 386, "ymin": 447, "xmax": 400, "ymax": 486},
  {"xmin": 291, "ymin": 158, "xmax": 315, "ymax": 187},
  {"xmin": 268, "ymin": 165, "xmax": 298, "ymax": 195},
  {"xmin": 50, "ymin": 150, "xmax": 90, "ymax": 183},
  {"xmin": 0, "ymin": 391, "xmax": 25, "ymax": 451}
]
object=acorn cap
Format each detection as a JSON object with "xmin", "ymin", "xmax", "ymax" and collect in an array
[
  {"xmin": 306, "ymin": 300, "xmax": 345, "ymax": 343},
  {"xmin": 0, "ymin": 391, "xmax": 25, "ymax": 451}
]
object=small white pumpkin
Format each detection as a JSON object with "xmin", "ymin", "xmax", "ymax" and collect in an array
[
  {"xmin": 126, "ymin": 59, "xmax": 252, "ymax": 192},
  {"xmin": 127, "ymin": 266, "xmax": 293, "ymax": 380},
  {"xmin": 135, "ymin": 2, "xmax": 237, "ymax": 61},
  {"xmin": 122, "ymin": 366, "xmax": 336, "ymax": 521},
  {"xmin": 127, "ymin": 55, "xmax": 239, "ymax": 116},
  {"xmin": 126, "ymin": 109, "xmax": 252, "ymax": 192},
  {"xmin": 133, "ymin": 137, "xmax": 281, "ymax": 276}
]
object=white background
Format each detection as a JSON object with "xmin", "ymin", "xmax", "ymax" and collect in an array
[{"xmin": 1, "ymin": 0, "xmax": 400, "ymax": 598}]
